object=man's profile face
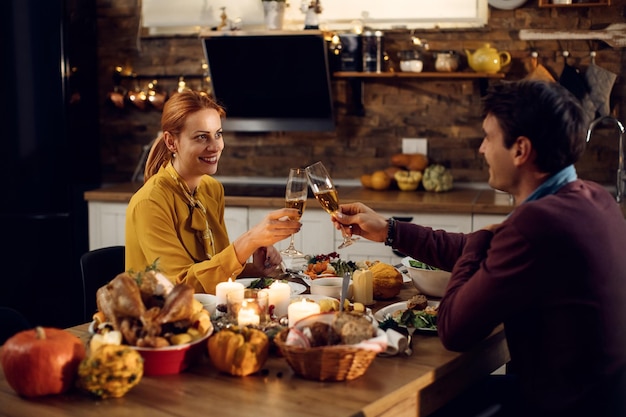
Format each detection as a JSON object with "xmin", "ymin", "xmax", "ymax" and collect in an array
[{"xmin": 479, "ymin": 113, "xmax": 517, "ymax": 193}]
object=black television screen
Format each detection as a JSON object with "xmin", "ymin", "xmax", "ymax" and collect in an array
[{"xmin": 201, "ymin": 32, "xmax": 335, "ymax": 132}]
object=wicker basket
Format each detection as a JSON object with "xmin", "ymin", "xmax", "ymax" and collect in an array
[{"xmin": 274, "ymin": 328, "xmax": 378, "ymax": 381}]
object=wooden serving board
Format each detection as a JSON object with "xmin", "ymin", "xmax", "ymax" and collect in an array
[{"xmin": 519, "ymin": 23, "xmax": 626, "ymax": 48}]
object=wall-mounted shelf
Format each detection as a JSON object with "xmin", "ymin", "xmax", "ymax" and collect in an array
[
  {"xmin": 333, "ymin": 71, "xmax": 506, "ymax": 79},
  {"xmin": 332, "ymin": 71, "xmax": 505, "ymax": 115},
  {"xmin": 538, "ymin": 0, "xmax": 610, "ymax": 8}
]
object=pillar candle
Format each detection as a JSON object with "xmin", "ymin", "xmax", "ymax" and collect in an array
[
  {"xmin": 215, "ymin": 278, "xmax": 245, "ymax": 306},
  {"xmin": 268, "ymin": 281, "xmax": 291, "ymax": 318},
  {"xmin": 287, "ymin": 299, "xmax": 321, "ymax": 326},
  {"xmin": 352, "ymin": 269, "xmax": 374, "ymax": 305},
  {"xmin": 237, "ymin": 300, "xmax": 260, "ymax": 326}
]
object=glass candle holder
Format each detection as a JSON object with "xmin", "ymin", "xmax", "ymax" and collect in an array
[{"xmin": 226, "ymin": 289, "xmax": 269, "ymax": 326}]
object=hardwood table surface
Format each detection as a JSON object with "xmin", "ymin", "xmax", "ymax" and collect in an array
[{"xmin": 0, "ymin": 284, "xmax": 510, "ymax": 417}]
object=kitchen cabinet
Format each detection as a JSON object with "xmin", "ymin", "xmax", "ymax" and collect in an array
[
  {"xmin": 472, "ymin": 214, "xmax": 508, "ymax": 231},
  {"xmin": 248, "ymin": 208, "xmax": 336, "ymax": 257},
  {"xmin": 338, "ymin": 212, "xmax": 473, "ymax": 264},
  {"xmin": 88, "ymin": 202, "xmax": 127, "ymax": 250},
  {"xmin": 87, "ymin": 202, "xmax": 252, "ymax": 251}
]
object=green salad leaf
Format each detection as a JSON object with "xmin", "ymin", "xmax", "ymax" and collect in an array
[{"xmin": 408, "ymin": 259, "xmax": 438, "ymax": 270}]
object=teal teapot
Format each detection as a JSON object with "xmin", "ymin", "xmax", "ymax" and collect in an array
[{"xmin": 465, "ymin": 44, "xmax": 511, "ymax": 74}]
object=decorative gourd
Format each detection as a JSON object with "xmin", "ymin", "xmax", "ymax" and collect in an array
[
  {"xmin": 391, "ymin": 153, "xmax": 429, "ymax": 172},
  {"xmin": 207, "ymin": 327, "xmax": 269, "ymax": 376},
  {"xmin": 369, "ymin": 262, "xmax": 403, "ymax": 300},
  {"xmin": 77, "ymin": 344, "xmax": 143, "ymax": 398},
  {"xmin": 422, "ymin": 164, "xmax": 454, "ymax": 192},
  {"xmin": 394, "ymin": 170, "xmax": 423, "ymax": 191},
  {"xmin": 0, "ymin": 327, "xmax": 86, "ymax": 397}
]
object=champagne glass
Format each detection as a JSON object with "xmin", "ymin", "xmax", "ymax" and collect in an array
[
  {"xmin": 305, "ymin": 161, "xmax": 358, "ymax": 249},
  {"xmin": 281, "ymin": 168, "xmax": 308, "ymax": 257}
]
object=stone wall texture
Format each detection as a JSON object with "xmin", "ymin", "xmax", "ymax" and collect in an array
[{"xmin": 96, "ymin": 0, "xmax": 626, "ymax": 185}]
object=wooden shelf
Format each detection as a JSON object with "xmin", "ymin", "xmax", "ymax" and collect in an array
[
  {"xmin": 538, "ymin": 0, "xmax": 610, "ymax": 8},
  {"xmin": 333, "ymin": 71, "xmax": 506, "ymax": 79}
]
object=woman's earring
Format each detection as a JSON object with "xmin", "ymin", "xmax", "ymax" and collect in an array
[{"xmin": 172, "ymin": 152, "xmax": 177, "ymax": 158}]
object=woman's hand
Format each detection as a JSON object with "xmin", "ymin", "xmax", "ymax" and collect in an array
[
  {"xmin": 252, "ymin": 246, "xmax": 283, "ymax": 277},
  {"xmin": 233, "ymin": 208, "xmax": 301, "ymax": 265}
]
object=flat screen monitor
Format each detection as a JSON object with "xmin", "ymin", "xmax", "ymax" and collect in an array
[{"xmin": 201, "ymin": 32, "xmax": 335, "ymax": 132}]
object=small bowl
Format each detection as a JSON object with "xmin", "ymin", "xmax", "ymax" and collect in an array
[
  {"xmin": 132, "ymin": 330, "xmax": 211, "ymax": 376},
  {"xmin": 402, "ymin": 257, "xmax": 451, "ymax": 298},
  {"xmin": 309, "ymin": 277, "xmax": 352, "ymax": 299},
  {"xmin": 194, "ymin": 294, "xmax": 217, "ymax": 316}
]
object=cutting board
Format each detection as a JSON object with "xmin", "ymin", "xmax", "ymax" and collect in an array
[{"xmin": 519, "ymin": 23, "xmax": 626, "ymax": 48}]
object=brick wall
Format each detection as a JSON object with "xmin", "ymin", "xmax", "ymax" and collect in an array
[{"xmin": 96, "ymin": 0, "xmax": 626, "ymax": 185}]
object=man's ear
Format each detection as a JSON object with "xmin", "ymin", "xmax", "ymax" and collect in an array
[{"xmin": 512, "ymin": 136, "xmax": 535, "ymax": 166}]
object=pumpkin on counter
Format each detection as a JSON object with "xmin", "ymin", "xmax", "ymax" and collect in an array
[
  {"xmin": 0, "ymin": 327, "xmax": 86, "ymax": 397},
  {"xmin": 208, "ymin": 326, "xmax": 269, "ymax": 376}
]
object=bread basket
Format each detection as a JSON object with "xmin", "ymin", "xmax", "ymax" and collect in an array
[{"xmin": 274, "ymin": 312, "xmax": 382, "ymax": 382}]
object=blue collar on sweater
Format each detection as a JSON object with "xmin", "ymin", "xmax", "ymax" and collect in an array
[{"xmin": 522, "ymin": 164, "xmax": 578, "ymax": 204}]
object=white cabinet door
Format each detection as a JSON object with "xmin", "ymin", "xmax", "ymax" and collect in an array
[
  {"xmin": 88, "ymin": 202, "xmax": 127, "ymax": 250},
  {"xmin": 248, "ymin": 208, "xmax": 335, "ymax": 257},
  {"xmin": 224, "ymin": 207, "xmax": 249, "ymax": 241},
  {"xmin": 472, "ymin": 214, "xmax": 508, "ymax": 231},
  {"xmin": 338, "ymin": 212, "xmax": 472, "ymax": 264}
]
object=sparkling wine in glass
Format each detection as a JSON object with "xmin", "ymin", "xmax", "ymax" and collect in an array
[
  {"xmin": 281, "ymin": 168, "xmax": 308, "ymax": 257},
  {"xmin": 305, "ymin": 161, "xmax": 358, "ymax": 249}
]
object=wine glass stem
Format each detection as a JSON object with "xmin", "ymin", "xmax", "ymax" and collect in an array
[{"xmin": 287, "ymin": 233, "xmax": 296, "ymax": 249}]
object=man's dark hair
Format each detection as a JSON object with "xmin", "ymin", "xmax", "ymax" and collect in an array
[{"xmin": 482, "ymin": 80, "xmax": 587, "ymax": 174}]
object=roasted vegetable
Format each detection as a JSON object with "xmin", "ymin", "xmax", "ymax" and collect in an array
[
  {"xmin": 422, "ymin": 164, "xmax": 453, "ymax": 192},
  {"xmin": 208, "ymin": 327, "xmax": 269, "ymax": 376}
]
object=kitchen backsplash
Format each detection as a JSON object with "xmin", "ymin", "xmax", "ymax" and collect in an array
[{"xmin": 97, "ymin": 0, "xmax": 625, "ymax": 185}]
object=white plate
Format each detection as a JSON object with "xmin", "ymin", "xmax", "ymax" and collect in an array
[
  {"xmin": 488, "ymin": 0, "xmax": 528, "ymax": 10},
  {"xmin": 374, "ymin": 300, "xmax": 439, "ymax": 332},
  {"xmin": 236, "ymin": 278, "xmax": 307, "ymax": 296},
  {"xmin": 290, "ymin": 294, "xmax": 336, "ymax": 302}
]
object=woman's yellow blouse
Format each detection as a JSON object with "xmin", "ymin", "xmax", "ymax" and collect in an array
[{"xmin": 125, "ymin": 164, "xmax": 244, "ymax": 294}]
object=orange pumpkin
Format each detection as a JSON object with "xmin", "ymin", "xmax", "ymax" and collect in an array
[{"xmin": 1, "ymin": 327, "xmax": 86, "ymax": 397}]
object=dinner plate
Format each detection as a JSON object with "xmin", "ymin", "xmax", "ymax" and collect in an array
[
  {"xmin": 488, "ymin": 0, "xmax": 528, "ymax": 10},
  {"xmin": 374, "ymin": 300, "xmax": 439, "ymax": 333},
  {"xmin": 236, "ymin": 278, "xmax": 307, "ymax": 296},
  {"xmin": 290, "ymin": 294, "xmax": 335, "ymax": 302}
]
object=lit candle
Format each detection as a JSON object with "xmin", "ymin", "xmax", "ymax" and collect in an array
[
  {"xmin": 287, "ymin": 299, "xmax": 321, "ymax": 326},
  {"xmin": 237, "ymin": 300, "xmax": 260, "ymax": 326},
  {"xmin": 268, "ymin": 281, "xmax": 291, "ymax": 318},
  {"xmin": 215, "ymin": 278, "xmax": 245, "ymax": 306}
]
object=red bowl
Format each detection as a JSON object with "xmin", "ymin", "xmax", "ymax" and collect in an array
[{"xmin": 132, "ymin": 331, "xmax": 211, "ymax": 376}]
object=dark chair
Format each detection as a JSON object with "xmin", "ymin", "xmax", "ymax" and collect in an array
[
  {"xmin": 0, "ymin": 307, "xmax": 31, "ymax": 344},
  {"xmin": 80, "ymin": 246, "xmax": 125, "ymax": 322}
]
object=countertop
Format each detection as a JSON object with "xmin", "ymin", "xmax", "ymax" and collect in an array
[{"xmin": 83, "ymin": 182, "xmax": 516, "ymax": 215}]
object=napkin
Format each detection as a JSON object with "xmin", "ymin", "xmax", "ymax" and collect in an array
[{"xmin": 378, "ymin": 328, "xmax": 409, "ymax": 356}]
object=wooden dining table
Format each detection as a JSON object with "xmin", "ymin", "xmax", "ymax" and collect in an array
[{"xmin": 0, "ymin": 283, "xmax": 510, "ymax": 417}]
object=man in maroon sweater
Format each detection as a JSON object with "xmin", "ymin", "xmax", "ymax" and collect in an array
[{"xmin": 333, "ymin": 80, "xmax": 626, "ymax": 417}]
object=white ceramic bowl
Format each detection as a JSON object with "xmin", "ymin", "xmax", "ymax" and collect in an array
[
  {"xmin": 309, "ymin": 277, "xmax": 352, "ymax": 299},
  {"xmin": 401, "ymin": 257, "xmax": 451, "ymax": 298},
  {"xmin": 193, "ymin": 294, "xmax": 217, "ymax": 316}
]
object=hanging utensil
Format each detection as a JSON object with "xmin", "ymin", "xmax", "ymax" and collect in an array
[{"xmin": 519, "ymin": 23, "xmax": 626, "ymax": 48}]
